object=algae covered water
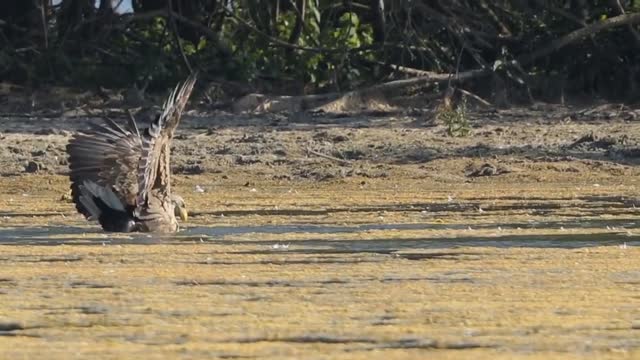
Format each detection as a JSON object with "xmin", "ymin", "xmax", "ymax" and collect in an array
[{"xmin": 1, "ymin": 175, "xmax": 639, "ymax": 359}]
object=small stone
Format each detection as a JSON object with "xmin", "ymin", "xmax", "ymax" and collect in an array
[
  {"xmin": 0, "ymin": 321, "xmax": 23, "ymax": 331},
  {"xmin": 24, "ymin": 160, "xmax": 42, "ymax": 173},
  {"xmin": 332, "ymin": 134, "xmax": 350, "ymax": 142},
  {"xmin": 174, "ymin": 164, "xmax": 205, "ymax": 174},
  {"xmin": 60, "ymin": 191, "xmax": 73, "ymax": 202},
  {"xmin": 273, "ymin": 148, "xmax": 287, "ymax": 156}
]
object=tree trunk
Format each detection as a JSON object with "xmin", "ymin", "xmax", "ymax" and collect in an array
[{"xmin": 370, "ymin": 0, "xmax": 385, "ymax": 43}]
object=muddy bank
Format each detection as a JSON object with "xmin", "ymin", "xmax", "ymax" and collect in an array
[{"xmin": 1, "ymin": 103, "xmax": 640, "ymax": 182}]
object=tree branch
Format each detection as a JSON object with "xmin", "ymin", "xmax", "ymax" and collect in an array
[
  {"xmin": 519, "ymin": 12, "xmax": 640, "ymax": 66},
  {"xmin": 167, "ymin": 0, "xmax": 193, "ymax": 73},
  {"xmin": 607, "ymin": 0, "xmax": 640, "ymax": 48}
]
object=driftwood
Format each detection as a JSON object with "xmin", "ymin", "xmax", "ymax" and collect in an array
[
  {"xmin": 305, "ymin": 148, "xmax": 353, "ymax": 166},
  {"xmin": 231, "ymin": 92, "xmax": 342, "ymax": 113},
  {"xmin": 231, "ymin": 69, "xmax": 486, "ymax": 114}
]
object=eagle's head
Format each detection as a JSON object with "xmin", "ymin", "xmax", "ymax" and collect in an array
[{"xmin": 171, "ymin": 194, "xmax": 188, "ymax": 222}]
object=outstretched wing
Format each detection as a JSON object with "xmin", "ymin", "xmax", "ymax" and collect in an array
[
  {"xmin": 67, "ymin": 116, "xmax": 142, "ymax": 218},
  {"xmin": 137, "ymin": 73, "xmax": 197, "ymax": 204}
]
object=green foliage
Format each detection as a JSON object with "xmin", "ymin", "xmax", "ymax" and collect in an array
[
  {"xmin": 0, "ymin": 0, "xmax": 638, "ymax": 98},
  {"xmin": 230, "ymin": 2, "xmax": 375, "ymax": 92},
  {"xmin": 317, "ymin": 12, "xmax": 374, "ymax": 89},
  {"xmin": 437, "ymin": 97, "xmax": 471, "ymax": 138}
]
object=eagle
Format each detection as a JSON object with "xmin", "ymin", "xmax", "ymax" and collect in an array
[{"xmin": 66, "ymin": 74, "xmax": 197, "ymax": 233}]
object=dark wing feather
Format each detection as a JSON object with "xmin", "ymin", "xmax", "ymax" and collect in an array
[
  {"xmin": 137, "ymin": 73, "xmax": 197, "ymax": 204},
  {"xmin": 67, "ymin": 117, "xmax": 143, "ymax": 218}
]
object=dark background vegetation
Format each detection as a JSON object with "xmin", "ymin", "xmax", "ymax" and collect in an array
[{"xmin": 1, "ymin": 0, "xmax": 640, "ymax": 102}]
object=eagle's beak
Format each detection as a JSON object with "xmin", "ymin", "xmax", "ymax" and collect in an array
[{"xmin": 178, "ymin": 206, "xmax": 188, "ymax": 221}]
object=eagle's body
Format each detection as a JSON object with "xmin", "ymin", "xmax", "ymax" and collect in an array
[{"xmin": 67, "ymin": 75, "xmax": 196, "ymax": 233}]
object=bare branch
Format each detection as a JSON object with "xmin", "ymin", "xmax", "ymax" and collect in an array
[
  {"xmin": 519, "ymin": 12, "xmax": 640, "ymax": 66},
  {"xmin": 167, "ymin": 0, "xmax": 193, "ymax": 73}
]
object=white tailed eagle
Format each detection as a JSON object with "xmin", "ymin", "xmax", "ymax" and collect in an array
[{"xmin": 67, "ymin": 74, "xmax": 197, "ymax": 232}]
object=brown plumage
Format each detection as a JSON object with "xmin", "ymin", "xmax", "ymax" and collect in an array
[{"xmin": 66, "ymin": 74, "xmax": 197, "ymax": 232}]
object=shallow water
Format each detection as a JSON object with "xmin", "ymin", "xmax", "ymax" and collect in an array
[
  {"xmin": 1, "ymin": 177, "xmax": 640, "ymax": 359},
  {"xmin": 0, "ymin": 219, "xmax": 638, "ymax": 249}
]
